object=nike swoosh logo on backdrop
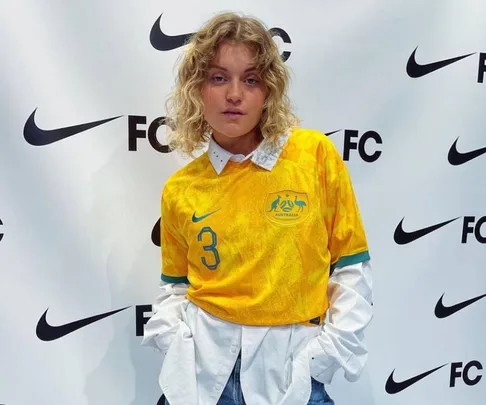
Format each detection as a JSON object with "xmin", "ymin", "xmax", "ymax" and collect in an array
[
  {"xmin": 150, "ymin": 13, "xmax": 194, "ymax": 51},
  {"xmin": 385, "ymin": 364, "xmax": 446, "ymax": 394},
  {"xmin": 192, "ymin": 210, "xmax": 219, "ymax": 223},
  {"xmin": 36, "ymin": 306, "xmax": 130, "ymax": 341},
  {"xmin": 325, "ymin": 130, "xmax": 342, "ymax": 137},
  {"xmin": 394, "ymin": 217, "xmax": 460, "ymax": 245},
  {"xmin": 435, "ymin": 292, "xmax": 486, "ymax": 318},
  {"xmin": 448, "ymin": 137, "xmax": 486, "ymax": 165},
  {"xmin": 152, "ymin": 217, "xmax": 161, "ymax": 247},
  {"xmin": 406, "ymin": 47, "xmax": 475, "ymax": 78},
  {"xmin": 24, "ymin": 109, "xmax": 122, "ymax": 146}
]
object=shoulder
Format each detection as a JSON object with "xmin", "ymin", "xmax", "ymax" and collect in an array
[
  {"xmin": 162, "ymin": 152, "xmax": 210, "ymax": 200},
  {"xmin": 285, "ymin": 127, "xmax": 341, "ymax": 162}
]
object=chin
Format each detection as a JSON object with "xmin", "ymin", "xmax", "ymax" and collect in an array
[
  {"xmin": 219, "ymin": 131, "xmax": 248, "ymax": 139},
  {"xmin": 213, "ymin": 124, "xmax": 257, "ymax": 139}
]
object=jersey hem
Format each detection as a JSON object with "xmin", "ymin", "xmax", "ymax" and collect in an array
[{"xmin": 186, "ymin": 295, "xmax": 328, "ymax": 327}]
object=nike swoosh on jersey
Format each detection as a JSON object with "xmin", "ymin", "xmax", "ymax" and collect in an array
[
  {"xmin": 150, "ymin": 13, "xmax": 194, "ymax": 51},
  {"xmin": 448, "ymin": 138, "xmax": 486, "ymax": 165},
  {"xmin": 435, "ymin": 292, "xmax": 486, "ymax": 318},
  {"xmin": 385, "ymin": 365, "xmax": 446, "ymax": 394},
  {"xmin": 393, "ymin": 217, "xmax": 460, "ymax": 245},
  {"xmin": 24, "ymin": 109, "xmax": 122, "ymax": 146},
  {"xmin": 192, "ymin": 210, "xmax": 220, "ymax": 223},
  {"xmin": 36, "ymin": 306, "xmax": 130, "ymax": 341},
  {"xmin": 406, "ymin": 47, "xmax": 475, "ymax": 78}
]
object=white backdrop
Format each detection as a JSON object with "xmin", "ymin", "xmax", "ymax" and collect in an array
[{"xmin": 1, "ymin": 1, "xmax": 486, "ymax": 404}]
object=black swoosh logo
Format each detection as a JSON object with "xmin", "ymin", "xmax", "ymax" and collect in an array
[
  {"xmin": 24, "ymin": 109, "xmax": 122, "ymax": 146},
  {"xmin": 435, "ymin": 292, "xmax": 486, "ymax": 319},
  {"xmin": 325, "ymin": 130, "xmax": 342, "ymax": 137},
  {"xmin": 406, "ymin": 47, "xmax": 475, "ymax": 78},
  {"xmin": 394, "ymin": 217, "xmax": 459, "ymax": 245},
  {"xmin": 448, "ymin": 137, "xmax": 486, "ymax": 166},
  {"xmin": 36, "ymin": 306, "xmax": 130, "ymax": 341},
  {"xmin": 0, "ymin": 218, "xmax": 3, "ymax": 242},
  {"xmin": 385, "ymin": 364, "xmax": 446, "ymax": 394},
  {"xmin": 152, "ymin": 217, "xmax": 161, "ymax": 247},
  {"xmin": 150, "ymin": 13, "xmax": 194, "ymax": 51}
]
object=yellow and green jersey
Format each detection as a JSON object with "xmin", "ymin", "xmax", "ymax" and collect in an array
[{"xmin": 159, "ymin": 128, "xmax": 370, "ymax": 326}]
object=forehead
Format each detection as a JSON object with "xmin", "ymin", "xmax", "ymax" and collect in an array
[{"xmin": 211, "ymin": 41, "xmax": 257, "ymax": 68}]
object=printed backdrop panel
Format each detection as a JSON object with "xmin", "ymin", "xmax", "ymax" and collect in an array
[{"xmin": 1, "ymin": 1, "xmax": 485, "ymax": 404}]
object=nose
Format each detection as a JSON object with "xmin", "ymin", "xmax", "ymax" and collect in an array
[{"xmin": 226, "ymin": 80, "xmax": 242, "ymax": 104}]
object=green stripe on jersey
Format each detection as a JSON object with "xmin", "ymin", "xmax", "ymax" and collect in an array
[
  {"xmin": 161, "ymin": 274, "xmax": 189, "ymax": 283},
  {"xmin": 330, "ymin": 251, "xmax": 371, "ymax": 274}
]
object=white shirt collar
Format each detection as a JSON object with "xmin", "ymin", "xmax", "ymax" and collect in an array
[{"xmin": 207, "ymin": 129, "xmax": 291, "ymax": 175}]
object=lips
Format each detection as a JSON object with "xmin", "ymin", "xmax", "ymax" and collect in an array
[{"xmin": 223, "ymin": 111, "xmax": 244, "ymax": 119}]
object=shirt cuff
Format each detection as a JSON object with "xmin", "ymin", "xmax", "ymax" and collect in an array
[{"xmin": 307, "ymin": 335, "xmax": 341, "ymax": 384}]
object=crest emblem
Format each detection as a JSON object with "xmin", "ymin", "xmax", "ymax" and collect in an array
[{"xmin": 264, "ymin": 190, "xmax": 310, "ymax": 225}]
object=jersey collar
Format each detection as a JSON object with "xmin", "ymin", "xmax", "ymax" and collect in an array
[{"xmin": 208, "ymin": 129, "xmax": 291, "ymax": 175}]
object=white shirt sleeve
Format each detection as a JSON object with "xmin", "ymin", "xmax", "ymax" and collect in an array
[
  {"xmin": 307, "ymin": 260, "xmax": 373, "ymax": 384},
  {"xmin": 141, "ymin": 281, "xmax": 189, "ymax": 364}
]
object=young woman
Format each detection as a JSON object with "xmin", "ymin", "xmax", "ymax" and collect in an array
[{"xmin": 142, "ymin": 11, "xmax": 373, "ymax": 405}]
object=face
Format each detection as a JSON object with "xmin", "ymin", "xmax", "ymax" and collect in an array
[{"xmin": 201, "ymin": 41, "xmax": 267, "ymax": 145}]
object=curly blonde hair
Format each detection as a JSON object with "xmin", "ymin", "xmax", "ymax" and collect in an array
[{"xmin": 164, "ymin": 11, "xmax": 300, "ymax": 157}]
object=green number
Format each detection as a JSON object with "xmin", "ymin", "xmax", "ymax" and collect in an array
[{"xmin": 197, "ymin": 226, "xmax": 220, "ymax": 270}]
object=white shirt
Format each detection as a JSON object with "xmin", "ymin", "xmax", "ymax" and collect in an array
[{"xmin": 142, "ymin": 133, "xmax": 373, "ymax": 405}]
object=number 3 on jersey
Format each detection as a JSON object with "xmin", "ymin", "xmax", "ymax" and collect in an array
[{"xmin": 197, "ymin": 226, "xmax": 220, "ymax": 270}]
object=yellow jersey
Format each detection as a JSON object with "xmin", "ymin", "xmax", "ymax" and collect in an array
[{"xmin": 159, "ymin": 128, "xmax": 370, "ymax": 326}]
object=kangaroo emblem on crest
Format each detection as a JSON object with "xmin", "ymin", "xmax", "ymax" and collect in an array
[{"xmin": 269, "ymin": 195, "xmax": 281, "ymax": 212}]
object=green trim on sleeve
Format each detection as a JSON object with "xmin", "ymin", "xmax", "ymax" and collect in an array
[
  {"xmin": 161, "ymin": 274, "xmax": 189, "ymax": 284},
  {"xmin": 330, "ymin": 251, "xmax": 371, "ymax": 273}
]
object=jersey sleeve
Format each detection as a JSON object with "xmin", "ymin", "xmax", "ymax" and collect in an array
[
  {"xmin": 160, "ymin": 184, "xmax": 189, "ymax": 284},
  {"xmin": 321, "ymin": 139, "xmax": 370, "ymax": 273}
]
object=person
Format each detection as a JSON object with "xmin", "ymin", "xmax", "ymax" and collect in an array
[{"xmin": 142, "ymin": 11, "xmax": 373, "ymax": 405}]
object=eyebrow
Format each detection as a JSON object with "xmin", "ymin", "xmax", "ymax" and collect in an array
[{"xmin": 208, "ymin": 64, "xmax": 258, "ymax": 73}]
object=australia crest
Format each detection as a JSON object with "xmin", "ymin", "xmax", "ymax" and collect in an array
[{"xmin": 264, "ymin": 190, "xmax": 310, "ymax": 225}]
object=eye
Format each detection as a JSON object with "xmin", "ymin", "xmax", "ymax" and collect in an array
[
  {"xmin": 246, "ymin": 77, "xmax": 259, "ymax": 85},
  {"xmin": 210, "ymin": 75, "xmax": 225, "ymax": 83}
]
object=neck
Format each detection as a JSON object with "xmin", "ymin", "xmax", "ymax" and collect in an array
[{"xmin": 212, "ymin": 128, "xmax": 263, "ymax": 155}]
